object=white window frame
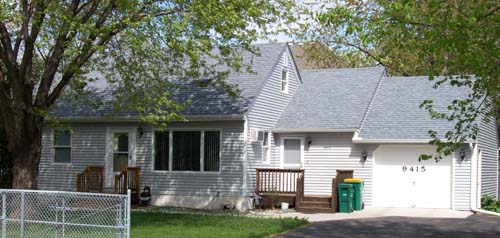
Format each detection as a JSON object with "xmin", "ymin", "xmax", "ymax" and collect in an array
[
  {"xmin": 281, "ymin": 54, "xmax": 289, "ymax": 93},
  {"xmin": 52, "ymin": 129, "xmax": 72, "ymax": 165},
  {"xmin": 151, "ymin": 128, "xmax": 222, "ymax": 174},
  {"xmin": 281, "ymin": 69, "xmax": 289, "ymax": 93},
  {"xmin": 262, "ymin": 131, "xmax": 271, "ymax": 164},
  {"xmin": 280, "ymin": 136, "xmax": 304, "ymax": 169}
]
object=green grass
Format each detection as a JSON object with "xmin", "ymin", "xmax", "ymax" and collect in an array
[{"xmin": 131, "ymin": 210, "xmax": 308, "ymax": 238}]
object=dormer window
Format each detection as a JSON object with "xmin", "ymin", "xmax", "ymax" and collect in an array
[
  {"xmin": 281, "ymin": 69, "xmax": 289, "ymax": 93},
  {"xmin": 281, "ymin": 54, "xmax": 289, "ymax": 93}
]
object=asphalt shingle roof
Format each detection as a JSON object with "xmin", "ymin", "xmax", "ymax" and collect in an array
[
  {"xmin": 51, "ymin": 43, "xmax": 286, "ymax": 118},
  {"xmin": 358, "ymin": 76, "xmax": 472, "ymax": 140},
  {"xmin": 274, "ymin": 67, "xmax": 386, "ymax": 130}
]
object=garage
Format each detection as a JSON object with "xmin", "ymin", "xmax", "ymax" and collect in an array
[{"xmin": 372, "ymin": 145, "xmax": 452, "ymax": 209}]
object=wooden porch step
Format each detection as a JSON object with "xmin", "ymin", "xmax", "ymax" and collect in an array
[
  {"xmin": 299, "ymin": 201, "xmax": 331, "ymax": 208},
  {"xmin": 302, "ymin": 196, "xmax": 331, "ymax": 203},
  {"xmin": 296, "ymin": 207, "xmax": 334, "ymax": 213}
]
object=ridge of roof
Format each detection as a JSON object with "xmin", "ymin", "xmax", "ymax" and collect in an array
[{"xmin": 301, "ymin": 66, "xmax": 385, "ymax": 73}]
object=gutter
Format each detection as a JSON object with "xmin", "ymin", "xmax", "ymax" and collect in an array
[
  {"xmin": 352, "ymin": 138, "xmax": 476, "ymax": 144},
  {"xmin": 49, "ymin": 114, "xmax": 245, "ymax": 122},
  {"xmin": 272, "ymin": 128, "xmax": 358, "ymax": 133}
]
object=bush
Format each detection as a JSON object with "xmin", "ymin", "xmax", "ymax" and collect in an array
[{"xmin": 481, "ymin": 195, "xmax": 500, "ymax": 213}]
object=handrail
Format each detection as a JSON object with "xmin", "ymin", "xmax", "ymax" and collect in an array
[
  {"xmin": 295, "ymin": 174, "xmax": 305, "ymax": 209},
  {"xmin": 76, "ymin": 166, "xmax": 104, "ymax": 193},
  {"xmin": 255, "ymin": 168, "xmax": 304, "ymax": 194},
  {"xmin": 114, "ymin": 167, "xmax": 141, "ymax": 203}
]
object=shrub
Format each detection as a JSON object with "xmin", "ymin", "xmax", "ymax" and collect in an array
[{"xmin": 481, "ymin": 195, "xmax": 500, "ymax": 213}]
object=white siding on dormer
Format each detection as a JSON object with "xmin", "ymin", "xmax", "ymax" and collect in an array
[{"xmin": 245, "ymin": 48, "xmax": 301, "ymax": 194}]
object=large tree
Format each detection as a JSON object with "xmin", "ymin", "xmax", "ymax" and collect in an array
[
  {"xmin": 0, "ymin": 0, "xmax": 294, "ymax": 189},
  {"xmin": 298, "ymin": 0, "xmax": 499, "ymax": 159}
]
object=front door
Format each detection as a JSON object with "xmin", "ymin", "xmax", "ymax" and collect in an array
[
  {"xmin": 282, "ymin": 137, "xmax": 303, "ymax": 168},
  {"xmin": 106, "ymin": 128, "xmax": 136, "ymax": 186}
]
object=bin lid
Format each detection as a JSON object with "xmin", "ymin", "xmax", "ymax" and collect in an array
[
  {"xmin": 344, "ymin": 178, "xmax": 363, "ymax": 183},
  {"xmin": 338, "ymin": 183, "xmax": 354, "ymax": 188}
]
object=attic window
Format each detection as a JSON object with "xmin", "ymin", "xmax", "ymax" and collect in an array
[{"xmin": 281, "ymin": 69, "xmax": 289, "ymax": 93}]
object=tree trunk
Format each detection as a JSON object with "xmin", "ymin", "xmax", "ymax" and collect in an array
[{"xmin": 9, "ymin": 117, "xmax": 43, "ymax": 189}]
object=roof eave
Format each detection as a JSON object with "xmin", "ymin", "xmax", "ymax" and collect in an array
[
  {"xmin": 352, "ymin": 138, "xmax": 475, "ymax": 144},
  {"xmin": 272, "ymin": 128, "xmax": 358, "ymax": 133},
  {"xmin": 48, "ymin": 114, "xmax": 245, "ymax": 123}
]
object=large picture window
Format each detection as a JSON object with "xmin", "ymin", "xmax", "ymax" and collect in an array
[
  {"xmin": 153, "ymin": 130, "xmax": 220, "ymax": 172},
  {"xmin": 53, "ymin": 130, "xmax": 72, "ymax": 163},
  {"xmin": 154, "ymin": 131, "xmax": 169, "ymax": 171}
]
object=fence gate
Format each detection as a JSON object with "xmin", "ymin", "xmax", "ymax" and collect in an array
[{"xmin": 0, "ymin": 189, "xmax": 130, "ymax": 238}]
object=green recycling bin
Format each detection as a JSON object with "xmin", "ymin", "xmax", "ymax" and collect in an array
[
  {"xmin": 337, "ymin": 183, "xmax": 354, "ymax": 213},
  {"xmin": 344, "ymin": 178, "xmax": 364, "ymax": 211}
]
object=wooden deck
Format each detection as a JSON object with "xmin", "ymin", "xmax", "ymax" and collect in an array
[{"xmin": 255, "ymin": 168, "xmax": 354, "ymax": 213}]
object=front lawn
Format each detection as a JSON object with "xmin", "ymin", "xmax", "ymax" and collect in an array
[{"xmin": 131, "ymin": 210, "xmax": 308, "ymax": 238}]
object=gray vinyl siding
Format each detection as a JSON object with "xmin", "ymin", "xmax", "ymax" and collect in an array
[
  {"xmin": 453, "ymin": 148, "xmax": 472, "ymax": 210},
  {"xmin": 140, "ymin": 121, "xmax": 245, "ymax": 197},
  {"xmin": 271, "ymin": 132, "xmax": 376, "ymax": 205},
  {"xmin": 245, "ymin": 48, "xmax": 301, "ymax": 194},
  {"xmin": 39, "ymin": 125, "xmax": 107, "ymax": 191},
  {"xmin": 477, "ymin": 113, "xmax": 499, "ymax": 199},
  {"xmin": 38, "ymin": 121, "xmax": 245, "ymax": 197}
]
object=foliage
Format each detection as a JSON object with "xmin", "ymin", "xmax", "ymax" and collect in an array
[
  {"xmin": 0, "ymin": 0, "xmax": 295, "ymax": 188},
  {"xmin": 131, "ymin": 210, "xmax": 308, "ymax": 238},
  {"xmin": 481, "ymin": 195, "xmax": 500, "ymax": 213},
  {"xmin": 298, "ymin": 0, "xmax": 500, "ymax": 160}
]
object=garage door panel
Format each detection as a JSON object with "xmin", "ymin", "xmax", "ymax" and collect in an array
[{"xmin": 373, "ymin": 145, "xmax": 452, "ymax": 209}]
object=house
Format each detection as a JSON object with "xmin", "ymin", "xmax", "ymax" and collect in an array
[{"xmin": 38, "ymin": 43, "xmax": 499, "ymax": 211}]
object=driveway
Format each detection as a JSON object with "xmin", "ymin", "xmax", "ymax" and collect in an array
[{"xmin": 275, "ymin": 214, "xmax": 500, "ymax": 238}]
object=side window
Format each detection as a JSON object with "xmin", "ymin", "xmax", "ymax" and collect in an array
[
  {"xmin": 281, "ymin": 69, "xmax": 288, "ymax": 93},
  {"xmin": 53, "ymin": 130, "xmax": 72, "ymax": 163},
  {"xmin": 262, "ymin": 131, "xmax": 270, "ymax": 163}
]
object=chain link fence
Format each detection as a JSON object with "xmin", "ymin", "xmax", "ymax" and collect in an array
[{"xmin": 0, "ymin": 189, "xmax": 130, "ymax": 238}]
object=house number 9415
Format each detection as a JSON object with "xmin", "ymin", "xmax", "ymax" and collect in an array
[{"xmin": 402, "ymin": 166, "xmax": 426, "ymax": 172}]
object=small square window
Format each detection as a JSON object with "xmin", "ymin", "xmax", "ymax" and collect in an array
[{"xmin": 53, "ymin": 130, "xmax": 72, "ymax": 163}]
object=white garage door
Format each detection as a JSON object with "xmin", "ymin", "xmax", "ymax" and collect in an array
[{"xmin": 373, "ymin": 145, "xmax": 452, "ymax": 208}]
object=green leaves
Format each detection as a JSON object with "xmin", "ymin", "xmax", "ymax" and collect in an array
[{"xmin": 300, "ymin": 0, "xmax": 499, "ymax": 160}]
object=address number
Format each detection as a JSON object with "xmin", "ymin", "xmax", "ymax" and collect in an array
[{"xmin": 402, "ymin": 166, "xmax": 426, "ymax": 172}]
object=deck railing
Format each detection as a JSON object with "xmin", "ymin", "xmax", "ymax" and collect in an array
[
  {"xmin": 255, "ymin": 168, "xmax": 304, "ymax": 194},
  {"xmin": 115, "ymin": 167, "xmax": 141, "ymax": 202},
  {"xmin": 76, "ymin": 166, "xmax": 104, "ymax": 193}
]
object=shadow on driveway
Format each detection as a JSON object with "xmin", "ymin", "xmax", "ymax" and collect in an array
[{"xmin": 275, "ymin": 214, "xmax": 500, "ymax": 238}]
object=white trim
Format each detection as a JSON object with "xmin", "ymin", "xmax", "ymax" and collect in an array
[
  {"xmin": 470, "ymin": 142, "xmax": 479, "ymax": 210},
  {"xmin": 280, "ymin": 136, "xmax": 304, "ymax": 169},
  {"xmin": 51, "ymin": 129, "xmax": 73, "ymax": 165},
  {"xmin": 242, "ymin": 116, "xmax": 249, "ymax": 197},
  {"xmin": 262, "ymin": 131, "xmax": 271, "ymax": 164},
  {"xmin": 274, "ymin": 128, "xmax": 358, "ymax": 133},
  {"xmin": 150, "ymin": 128, "xmax": 222, "ymax": 174},
  {"xmin": 451, "ymin": 150, "xmax": 456, "ymax": 210}
]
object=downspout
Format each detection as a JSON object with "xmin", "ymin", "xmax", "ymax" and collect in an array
[
  {"xmin": 241, "ymin": 115, "xmax": 249, "ymax": 208},
  {"xmin": 469, "ymin": 142, "xmax": 479, "ymax": 210}
]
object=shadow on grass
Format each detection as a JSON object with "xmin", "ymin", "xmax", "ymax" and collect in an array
[{"xmin": 131, "ymin": 211, "xmax": 308, "ymax": 238}]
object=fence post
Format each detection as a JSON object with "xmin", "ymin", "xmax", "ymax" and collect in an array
[
  {"xmin": 126, "ymin": 189, "xmax": 131, "ymax": 238},
  {"xmin": 62, "ymin": 194, "xmax": 66, "ymax": 238},
  {"xmin": 2, "ymin": 191, "xmax": 6, "ymax": 238},
  {"xmin": 20, "ymin": 191, "xmax": 25, "ymax": 238}
]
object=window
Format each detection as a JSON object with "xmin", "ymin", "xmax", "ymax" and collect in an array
[
  {"xmin": 154, "ymin": 131, "xmax": 169, "ymax": 171},
  {"xmin": 173, "ymin": 131, "xmax": 201, "ymax": 171},
  {"xmin": 154, "ymin": 130, "xmax": 220, "ymax": 172},
  {"xmin": 204, "ymin": 131, "xmax": 220, "ymax": 171},
  {"xmin": 262, "ymin": 131, "xmax": 270, "ymax": 164},
  {"xmin": 113, "ymin": 133, "xmax": 129, "ymax": 172},
  {"xmin": 281, "ymin": 69, "xmax": 288, "ymax": 93},
  {"xmin": 53, "ymin": 130, "xmax": 71, "ymax": 163}
]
